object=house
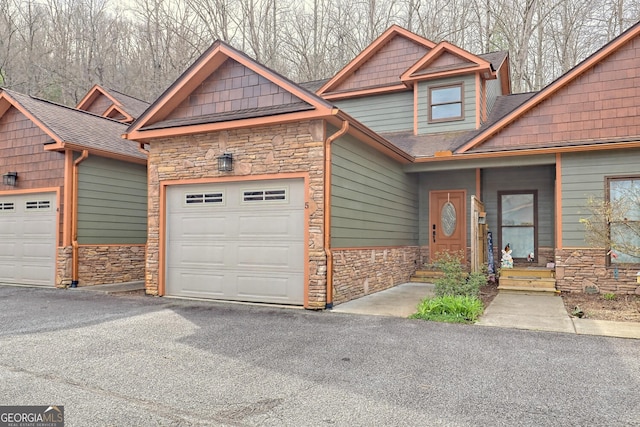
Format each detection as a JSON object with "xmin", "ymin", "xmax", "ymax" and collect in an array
[
  {"xmin": 0, "ymin": 88, "xmax": 148, "ymax": 288},
  {"xmin": 76, "ymin": 84, "xmax": 150, "ymax": 123},
  {"xmin": 125, "ymin": 22, "xmax": 640, "ymax": 308}
]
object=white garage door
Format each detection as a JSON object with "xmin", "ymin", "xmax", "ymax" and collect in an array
[
  {"xmin": 166, "ymin": 179, "xmax": 305, "ymax": 304},
  {"xmin": 0, "ymin": 192, "xmax": 57, "ymax": 286}
]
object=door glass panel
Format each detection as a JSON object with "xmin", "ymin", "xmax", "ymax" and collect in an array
[
  {"xmin": 441, "ymin": 202, "xmax": 457, "ymax": 237},
  {"xmin": 501, "ymin": 194, "xmax": 534, "ymax": 225}
]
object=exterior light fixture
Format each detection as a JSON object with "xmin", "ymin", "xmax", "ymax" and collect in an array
[
  {"xmin": 2, "ymin": 172, "xmax": 17, "ymax": 186},
  {"xmin": 217, "ymin": 153, "xmax": 233, "ymax": 172}
]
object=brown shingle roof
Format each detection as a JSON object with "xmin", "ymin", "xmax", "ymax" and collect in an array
[
  {"xmin": 107, "ymin": 88, "xmax": 150, "ymax": 119},
  {"xmin": 380, "ymin": 91, "xmax": 535, "ymax": 158},
  {"xmin": 478, "ymin": 51, "xmax": 508, "ymax": 71},
  {"xmin": 4, "ymin": 89, "xmax": 145, "ymax": 160},
  {"xmin": 142, "ymin": 102, "xmax": 314, "ymax": 131},
  {"xmin": 298, "ymin": 78, "xmax": 330, "ymax": 93}
]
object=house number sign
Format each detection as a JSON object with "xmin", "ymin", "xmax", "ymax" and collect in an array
[{"xmin": 441, "ymin": 201, "xmax": 457, "ymax": 237}]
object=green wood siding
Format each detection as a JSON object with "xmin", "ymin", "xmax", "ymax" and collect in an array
[
  {"xmin": 77, "ymin": 156, "xmax": 147, "ymax": 244},
  {"xmin": 331, "ymin": 133, "xmax": 418, "ymax": 247},
  {"xmin": 561, "ymin": 149, "xmax": 640, "ymax": 247},
  {"xmin": 418, "ymin": 170, "xmax": 477, "ymax": 246},
  {"xmin": 334, "ymin": 91, "xmax": 414, "ymax": 133},
  {"xmin": 486, "ymin": 75, "xmax": 502, "ymax": 118},
  {"xmin": 483, "ymin": 166, "xmax": 555, "ymax": 249},
  {"xmin": 417, "ymin": 75, "xmax": 477, "ymax": 134}
]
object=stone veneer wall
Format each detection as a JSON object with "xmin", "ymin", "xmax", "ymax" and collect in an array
[
  {"xmin": 56, "ymin": 246, "xmax": 73, "ymax": 287},
  {"xmin": 146, "ymin": 120, "xmax": 328, "ymax": 308},
  {"xmin": 332, "ymin": 247, "xmax": 420, "ymax": 305},
  {"xmin": 555, "ymin": 248, "xmax": 640, "ymax": 294},
  {"xmin": 78, "ymin": 245, "xmax": 145, "ymax": 285},
  {"xmin": 56, "ymin": 245, "xmax": 145, "ymax": 287}
]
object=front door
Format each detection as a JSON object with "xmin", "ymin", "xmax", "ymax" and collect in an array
[{"xmin": 429, "ymin": 190, "xmax": 466, "ymax": 262}]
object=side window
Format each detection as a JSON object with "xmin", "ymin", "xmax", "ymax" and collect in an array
[
  {"xmin": 429, "ymin": 83, "xmax": 463, "ymax": 122},
  {"xmin": 608, "ymin": 176, "xmax": 640, "ymax": 264}
]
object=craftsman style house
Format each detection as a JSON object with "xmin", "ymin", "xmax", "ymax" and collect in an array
[
  {"xmin": 125, "ymin": 22, "xmax": 640, "ymax": 308},
  {"xmin": 0, "ymin": 88, "xmax": 147, "ymax": 288}
]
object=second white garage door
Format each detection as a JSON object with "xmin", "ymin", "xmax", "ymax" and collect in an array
[
  {"xmin": 0, "ymin": 192, "xmax": 57, "ymax": 286},
  {"xmin": 166, "ymin": 179, "xmax": 305, "ymax": 304}
]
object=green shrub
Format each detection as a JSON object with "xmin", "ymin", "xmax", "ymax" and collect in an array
[
  {"xmin": 410, "ymin": 295, "xmax": 484, "ymax": 323},
  {"xmin": 433, "ymin": 250, "xmax": 485, "ymax": 298},
  {"xmin": 603, "ymin": 292, "xmax": 617, "ymax": 301}
]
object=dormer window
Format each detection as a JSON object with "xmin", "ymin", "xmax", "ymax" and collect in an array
[{"xmin": 428, "ymin": 83, "xmax": 463, "ymax": 122}]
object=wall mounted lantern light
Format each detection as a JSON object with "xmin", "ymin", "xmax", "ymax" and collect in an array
[
  {"xmin": 2, "ymin": 172, "xmax": 17, "ymax": 187},
  {"xmin": 217, "ymin": 153, "xmax": 233, "ymax": 172}
]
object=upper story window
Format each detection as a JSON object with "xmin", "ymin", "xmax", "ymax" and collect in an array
[{"xmin": 429, "ymin": 83, "xmax": 463, "ymax": 122}]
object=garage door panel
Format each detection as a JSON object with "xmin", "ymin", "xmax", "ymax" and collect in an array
[
  {"xmin": 0, "ymin": 264, "xmax": 17, "ymax": 280},
  {"xmin": 238, "ymin": 214, "xmax": 298, "ymax": 237},
  {"xmin": 0, "ymin": 193, "xmax": 56, "ymax": 286},
  {"xmin": 20, "ymin": 263, "xmax": 54, "ymax": 285},
  {"xmin": 237, "ymin": 245, "xmax": 294, "ymax": 268},
  {"xmin": 22, "ymin": 242, "xmax": 55, "ymax": 259},
  {"xmin": 166, "ymin": 179, "xmax": 304, "ymax": 305},
  {"xmin": 236, "ymin": 274, "xmax": 303, "ymax": 303},
  {"xmin": 169, "ymin": 271, "xmax": 226, "ymax": 296},
  {"xmin": 0, "ymin": 219, "xmax": 18, "ymax": 237},
  {"xmin": 172, "ymin": 215, "xmax": 229, "ymax": 238},
  {"xmin": 23, "ymin": 219, "xmax": 56, "ymax": 236},
  {"xmin": 0, "ymin": 243, "xmax": 18, "ymax": 257},
  {"xmin": 169, "ymin": 243, "xmax": 227, "ymax": 266}
]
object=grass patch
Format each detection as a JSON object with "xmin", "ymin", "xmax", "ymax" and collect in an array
[{"xmin": 410, "ymin": 295, "xmax": 484, "ymax": 323}]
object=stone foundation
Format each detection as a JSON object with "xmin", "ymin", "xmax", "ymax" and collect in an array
[
  {"xmin": 332, "ymin": 246, "xmax": 420, "ymax": 305},
  {"xmin": 56, "ymin": 246, "xmax": 73, "ymax": 288},
  {"xmin": 555, "ymin": 248, "xmax": 640, "ymax": 294},
  {"xmin": 56, "ymin": 245, "xmax": 146, "ymax": 287}
]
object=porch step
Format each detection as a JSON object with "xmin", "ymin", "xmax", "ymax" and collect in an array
[
  {"xmin": 409, "ymin": 269, "xmax": 472, "ymax": 283},
  {"xmin": 498, "ymin": 267, "xmax": 556, "ymax": 294},
  {"xmin": 409, "ymin": 270, "xmax": 444, "ymax": 283},
  {"xmin": 501, "ymin": 267, "xmax": 555, "ymax": 279},
  {"xmin": 498, "ymin": 286, "xmax": 559, "ymax": 295}
]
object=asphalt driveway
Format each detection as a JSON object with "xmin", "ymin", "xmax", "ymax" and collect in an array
[{"xmin": 0, "ymin": 286, "xmax": 639, "ymax": 426}]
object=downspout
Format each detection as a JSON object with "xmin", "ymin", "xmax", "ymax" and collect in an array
[
  {"xmin": 71, "ymin": 150, "xmax": 89, "ymax": 288},
  {"xmin": 324, "ymin": 120, "xmax": 349, "ymax": 308}
]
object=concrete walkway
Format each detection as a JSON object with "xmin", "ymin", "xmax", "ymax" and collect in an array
[
  {"xmin": 332, "ymin": 283, "xmax": 640, "ymax": 339},
  {"xmin": 331, "ymin": 282, "xmax": 434, "ymax": 317}
]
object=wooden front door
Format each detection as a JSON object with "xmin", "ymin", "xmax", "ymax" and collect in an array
[{"xmin": 429, "ymin": 190, "xmax": 466, "ymax": 262}]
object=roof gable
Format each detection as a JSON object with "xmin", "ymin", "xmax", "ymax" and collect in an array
[
  {"xmin": 76, "ymin": 85, "xmax": 119, "ymax": 115},
  {"xmin": 161, "ymin": 57, "xmax": 308, "ymax": 123},
  {"xmin": 126, "ymin": 40, "xmax": 333, "ymax": 139},
  {"xmin": 317, "ymin": 25, "xmax": 436, "ymax": 99},
  {"xmin": 77, "ymin": 84, "xmax": 149, "ymax": 122},
  {"xmin": 401, "ymin": 41, "xmax": 494, "ymax": 83},
  {"xmin": 104, "ymin": 105, "xmax": 134, "ymax": 123},
  {"xmin": 0, "ymin": 89, "xmax": 144, "ymax": 162},
  {"xmin": 458, "ymin": 20, "xmax": 640, "ymax": 154}
]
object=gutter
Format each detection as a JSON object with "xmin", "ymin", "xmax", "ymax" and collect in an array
[
  {"xmin": 71, "ymin": 150, "xmax": 89, "ymax": 287},
  {"xmin": 324, "ymin": 120, "xmax": 349, "ymax": 308}
]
